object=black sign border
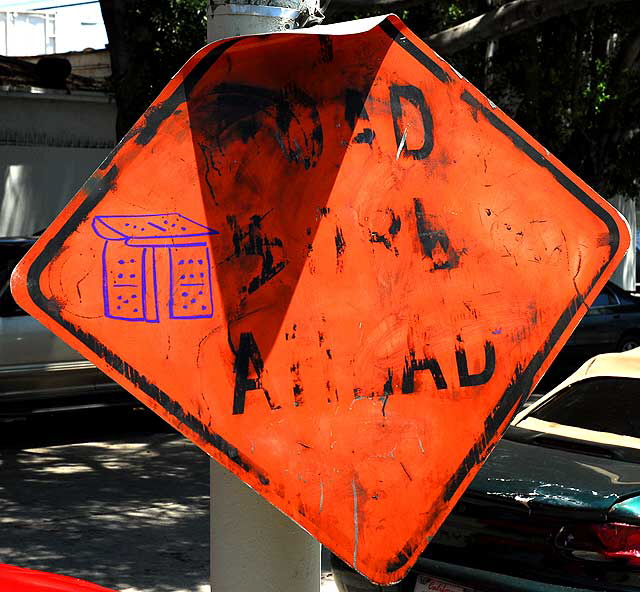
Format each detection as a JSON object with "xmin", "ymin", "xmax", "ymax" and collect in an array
[{"xmin": 24, "ymin": 19, "xmax": 622, "ymax": 577}]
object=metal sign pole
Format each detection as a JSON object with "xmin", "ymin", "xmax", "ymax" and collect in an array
[
  {"xmin": 207, "ymin": 2, "xmax": 322, "ymax": 590},
  {"xmin": 210, "ymin": 464, "xmax": 320, "ymax": 592}
]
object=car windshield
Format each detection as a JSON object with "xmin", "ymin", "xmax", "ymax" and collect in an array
[{"xmin": 529, "ymin": 377, "xmax": 640, "ymax": 439}]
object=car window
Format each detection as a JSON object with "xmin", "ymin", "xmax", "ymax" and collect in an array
[
  {"xmin": 592, "ymin": 287, "xmax": 617, "ymax": 307},
  {"xmin": 529, "ymin": 377, "xmax": 640, "ymax": 439},
  {"xmin": 616, "ymin": 289, "xmax": 640, "ymax": 306},
  {"xmin": 0, "ymin": 239, "xmax": 34, "ymax": 317}
]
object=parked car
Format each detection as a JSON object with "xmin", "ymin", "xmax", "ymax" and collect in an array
[
  {"xmin": 564, "ymin": 281, "xmax": 640, "ymax": 356},
  {"xmin": 331, "ymin": 349, "xmax": 640, "ymax": 592},
  {"xmin": 0, "ymin": 236, "xmax": 134, "ymax": 417},
  {"xmin": 536, "ymin": 281, "xmax": 640, "ymax": 392}
]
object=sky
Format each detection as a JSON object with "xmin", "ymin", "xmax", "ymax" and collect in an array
[{"xmin": 0, "ymin": 0, "xmax": 97, "ymax": 10}]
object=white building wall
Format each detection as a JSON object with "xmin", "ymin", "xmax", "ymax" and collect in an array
[
  {"xmin": 0, "ymin": 4, "xmax": 108, "ymax": 56},
  {"xmin": 0, "ymin": 91, "xmax": 116, "ymax": 236},
  {"xmin": 608, "ymin": 195, "xmax": 637, "ymax": 291},
  {"xmin": 0, "ymin": 11, "xmax": 56, "ymax": 55},
  {"xmin": 53, "ymin": 3, "xmax": 108, "ymax": 53}
]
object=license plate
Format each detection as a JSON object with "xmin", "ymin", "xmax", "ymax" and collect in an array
[{"xmin": 413, "ymin": 574, "xmax": 475, "ymax": 592}]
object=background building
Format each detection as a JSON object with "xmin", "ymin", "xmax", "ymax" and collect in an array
[
  {"xmin": 0, "ymin": 1, "xmax": 107, "ymax": 56},
  {"xmin": 0, "ymin": 0, "xmax": 113, "ymax": 237}
]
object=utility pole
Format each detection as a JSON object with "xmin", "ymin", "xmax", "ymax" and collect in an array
[
  {"xmin": 207, "ymin": 1, "xmax": 325, "ymax": 590},
  {"xmin": 208, "ymin": 0, "xmax": 325, "ymax": 40}
]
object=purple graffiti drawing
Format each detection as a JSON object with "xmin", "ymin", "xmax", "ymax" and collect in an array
[{"xmin": 92, "ymin": 213, "xmax": 219, "ymax": 322}]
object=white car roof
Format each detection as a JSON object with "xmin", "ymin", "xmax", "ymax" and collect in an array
[{"xmin": 513, "ymin": 347, "xmax": 640, "ymax": 424}]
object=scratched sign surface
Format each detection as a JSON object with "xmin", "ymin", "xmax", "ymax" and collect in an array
[{"xmin": 11, "ymin": 16, "xmax": 628, "ymax": 584}]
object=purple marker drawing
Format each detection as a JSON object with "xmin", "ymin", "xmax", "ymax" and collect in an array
[{"xmin": 92, "ymin": 213, "xmax": 219, "ymax": 322}]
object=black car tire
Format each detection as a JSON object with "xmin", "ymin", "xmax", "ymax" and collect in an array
[{"xmin": 618, "ymin": 335, "xmax": 640, "ymax": 352}]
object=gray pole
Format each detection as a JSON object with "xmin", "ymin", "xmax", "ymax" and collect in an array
[
  {"xmin": 210, "ymin": 464, "xmax": 321, "ymax": 592},
  {"xmin": 207, "ymin": 1, "xmax": 323, "ymax": 590},
  {"xmin": 208, "ymin": 0, "xmax": 325, "ymax": 39}
]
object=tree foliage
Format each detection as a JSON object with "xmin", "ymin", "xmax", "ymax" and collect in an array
[
  {"xmin": 425, "ymin": 0, "xmax": 632, "ymax": 56},
  {"xmin": 100, "ymin": 0, "xmax": 207, "ymax": 138},
  {"xmin": 101, "ymin": 0, "xmax": 639, "ymax": 197},
  {"xmin": 496, "ymin": 3, "xmax": 640, "ymax": 196},
  {"xmin": 329, "ymin": 0, "xmax": 640, "ymax": 197}
]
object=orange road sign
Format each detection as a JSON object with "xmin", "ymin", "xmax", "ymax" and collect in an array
[{"xmin": 11, "ymin": 15, "xmax": 629, "ymax": 585}]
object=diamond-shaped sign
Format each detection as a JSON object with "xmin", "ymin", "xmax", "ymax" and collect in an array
[{"xmin": 11, "ymin": 15, "xmax": 628, "ymax": 584}]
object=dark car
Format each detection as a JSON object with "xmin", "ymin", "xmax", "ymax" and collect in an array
[
  {"xmin": 331, "ymin": 349, "xmax": 640, "ymax": 592},
  {"xmin": 564, "ymin": 282, "xmax": 640, "ymax": 356},
  {"xmin": 537, "ymin": 282, "xmax": 640, "ymax": 391},
  {"xmin": 0, "ymin": 236, "xmax": 134, "ymax": 417}
]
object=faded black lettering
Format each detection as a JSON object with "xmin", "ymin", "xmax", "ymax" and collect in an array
[
  {"xmin": 414, "ymin": 198, "xmax": 463, "ymax": 270},
  {"xmin": 456, "ymin": 340, "xmax": 496, "ymax": 387},
  {"xmin": 390, "ymin": 84, "xmax": 433, "ymax": 160},
  {"xmin": 402, "ymin": 351, "xmax": 447, "ymax": 393},
  {"xmin": 232, "ymin": 332, "xmax": 279, "ymax": 414},
  {"xmin": 345, "ymin": 88, "xmax": 370, "ymax": 129}
]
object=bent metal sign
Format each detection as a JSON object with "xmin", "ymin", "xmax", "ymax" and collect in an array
[{"xmin": 11, "ymin": 15, "xmax": 628, "ymax": 585}]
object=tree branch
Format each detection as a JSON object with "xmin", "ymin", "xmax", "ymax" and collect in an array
[
  {"xmin": 427, "ymin": 0, "xmax": 631, "ymax": 55},
  {"xmin": 614, "ymin": 24, "xmax": 640, "ymax": 74},
  {"xmin": 330, "ymin": 0, "xmax": 415, "ymax": 7}
]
